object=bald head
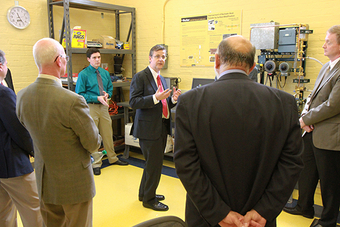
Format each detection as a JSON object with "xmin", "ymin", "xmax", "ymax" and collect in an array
[
  {"xmin": 33, "ymin": 38, "xmax": 64, "ymax": 69},
  {"xmin": 217, "ymin": 35, "xmax": 255, "ymax": 71}
]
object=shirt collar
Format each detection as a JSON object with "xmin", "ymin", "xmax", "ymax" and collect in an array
[
  {"xmin": 38, "ymin": 74, "xmax": 62, "ymax": 87},
  {"xmin": 148, "ymin": 66, "xmax": 159, "ymax": 80},
  {"xmin": 217, "ymin": 69, "xmax": 248, "ymax": 80},
  {"xmin": 329, "ymin": 56, "xmax": 340, "ymax": 70}
]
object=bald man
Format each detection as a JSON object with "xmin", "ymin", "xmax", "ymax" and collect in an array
[
  {"xmin": 16, "ymin": 38, "xmax": 101, "ymax": 227},
  {"xmin": 174, "ymin": 36, "xmax": 303, "ymax": 227}
]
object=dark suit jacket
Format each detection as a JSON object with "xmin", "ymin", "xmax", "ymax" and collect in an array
[
  {"xmin": 174, "ymin": 72, "xmax": 303, "ymax": 227},
  {"xmin": 0, "ymin": 85, "xmax": 33, "ymax": 178},
  {"xmin": 129, "ymin": 67, "xmax": 176, "ymax": 139},
  {"xmin": 5, "ymin": 68, "xmax": 15, "ymax": 92},
  {"xmin": 302, "ymin": 60, "xmax": 340, "ymax": 150}
]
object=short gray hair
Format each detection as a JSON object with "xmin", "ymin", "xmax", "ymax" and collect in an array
[
  {"xmin": 33, "ymin": 38, "xmax": 64, "ymax": 68},
  {"xmin": 217, "ymin": 37, "xmax": 255, "ymax": 69},
  {"xmin": 0, "ymin": 50, "xmax": 5, "ymax": 64},
  {"xmin": 328, "ymin": 25, "xmax": 340, "ymax": 45}
]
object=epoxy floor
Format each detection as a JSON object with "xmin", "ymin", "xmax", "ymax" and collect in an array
[{"xmin": 18, "ymin": 151, "xmax": 327, "ymax": 227}]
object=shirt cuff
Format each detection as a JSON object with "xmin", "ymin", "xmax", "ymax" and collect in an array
[{"xmin": 153, "ymin": 95, "xmax": 159, "ymax": 104}]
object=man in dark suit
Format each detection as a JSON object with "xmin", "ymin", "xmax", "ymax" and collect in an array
[
  {"xmin": 174, "ymin": 36, "xmax": 303, "ymax": 227},
  {"xmin": 299, "ymin": 25, "xmax": 340, "ymax": 227},
  {"xmin": 0, "ymin": 50, "xmax": 43, "ymax": 226},
  {"xmin": 16, "ymin": 38, "xmax": 101, "ymax": 227},
  {"xmin": 4, "ymin": 68, "xmax": 15, "ymax": 92},
  {"xmin": 129, "ymin": 44, "xmax": 181, "ymax": 211}
]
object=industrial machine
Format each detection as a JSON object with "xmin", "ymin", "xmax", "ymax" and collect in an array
[{"xmin": 250, "ymin": 22, "xmax": 313, "ymax": 113}]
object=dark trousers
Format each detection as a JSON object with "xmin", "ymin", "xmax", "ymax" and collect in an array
[
  {"xmin": 307, "ymin": 132, "xmax": 340, "ymax": 227},
  {"xmin": 296, "ymin": 132, "xmax": 319, "ymax": 214},
  {"xmin": 138, "ymin": 121, "xmax": 168, "ymax": 203}
]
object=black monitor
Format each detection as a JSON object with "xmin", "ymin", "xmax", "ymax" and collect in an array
[{"xmin": 191, "ymin": 78, "xmax": 214, "ymax": 89}]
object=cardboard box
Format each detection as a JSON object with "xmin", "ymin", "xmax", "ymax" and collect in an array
[
  {"xmin": 95, "ymin": 35, "xmax": 115, "ymax": 49},
  {"xmin": 125, "ymin": 123, "xmax": 140, "ymax": 148},
  {"xmin": 125, "ymin": 123, "xmax": 173, "ymax": 153},
  {"xmin": 62, "ymin": 29, "xmax": 87, "ymax": 48}
]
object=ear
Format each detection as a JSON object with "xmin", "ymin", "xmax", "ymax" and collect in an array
[
  {"xmin": 149, "ymin": 55, "xmax": 152, "ymax": 64},
  {"xmin": 249, "ymin": 62, "xmax": 256, "ymax": 73},
  {"xmin": 87, "ymin": 57, "xmax": 91, "ymax": 63},
  {"xmin": 214, "ymin": 53, "xmax": 220, "ymax": 69}
]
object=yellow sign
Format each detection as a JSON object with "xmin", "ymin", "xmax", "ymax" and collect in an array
[{"xmin": 180, "ymin": 11, "xmax": 242, "ymax": 66}]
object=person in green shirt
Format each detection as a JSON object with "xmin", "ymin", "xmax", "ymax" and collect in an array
[{"xmin": 76, "ymin": 48, "xmax": 128, "ymax": 176}]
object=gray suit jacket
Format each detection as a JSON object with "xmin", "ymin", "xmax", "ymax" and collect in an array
[
  {"xmin": 302, "ymin": 60, "xmax": 340, "ymax": 150},
  {"xmin": 16, "ymin": 77, "xmax": 101, "ymax": 205}
]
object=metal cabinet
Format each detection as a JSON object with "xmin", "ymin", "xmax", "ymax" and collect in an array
[{"xmin": 47, "ymin": 0, "xmax": 136, "ymax": 91}]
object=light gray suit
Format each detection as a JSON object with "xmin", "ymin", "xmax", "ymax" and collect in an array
[
  {"xmin": 302, "ymin": 61, "xmax": 340, "ymax": 150},
  {"xmin": 16, "ymin": 77, "xmax": 101, "ymax": 205},
  {"xmin": 301, "ymin": 60, "xmax": 340, "ymax": 226}
]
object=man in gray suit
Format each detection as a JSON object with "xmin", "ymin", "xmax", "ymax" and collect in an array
[
  {"xmin": 16, "ymin": 38, "xmax": 101, "ymax": 227},
  {"xmin": 300, "ymin": 25, "xmax": 340, "ymax": 227}
]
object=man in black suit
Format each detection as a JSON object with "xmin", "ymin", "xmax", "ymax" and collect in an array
[
  {"xmin": 4, "ymin": 68, "xmax": 15, "ymax": 92},
  {"xmin": 0, "ymin": 50, "xmax": 43, "ymax": 226},
  {"xmin": 174, "ymin": 36, "xmax": 303, "ymax": 227},
  {"xmin": 129, "ymin": 44, "xmax": 181, "ymax": 211}
]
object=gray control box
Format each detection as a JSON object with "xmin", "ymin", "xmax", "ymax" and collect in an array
[{"xmin": 250, "ymin": 22, "xmax": 279, "ymax": 50}]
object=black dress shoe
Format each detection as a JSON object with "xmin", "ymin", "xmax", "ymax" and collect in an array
[
  {"xmin": 283, "ymin": 206, "xmax": 314, "ymax": 219},
  {"xmin": 309, "ymin": 219, "xmax": 322, "ymax": 227},
  {"xmin": 143, "ymin": 201, "xmax": 169, "ymax": 211},
  {"xmin": 139, "ymin": 194, "xmax": 165, "ymax": 202},
  {"xmin": 93, "ymin": 167, "xmax": 101, "ymax": 175},
  {"xmin": 111, "ymin": 159, "xmax": 128, "ymax": 165}
]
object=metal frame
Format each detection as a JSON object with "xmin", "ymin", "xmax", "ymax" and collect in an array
[{"xmin": 47, "ymin": 0, "xmax": 136, "ymax": 90}]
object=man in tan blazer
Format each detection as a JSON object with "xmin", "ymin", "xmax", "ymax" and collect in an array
[
  {"xmin": 16, "ymin": 38, "xmax": 101, "ymax": 227},
  {"xmin": 300, "ymin": 25, "xmax": 340, "ymax": 227}
]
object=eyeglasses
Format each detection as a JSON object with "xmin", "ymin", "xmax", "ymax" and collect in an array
[
  {"xmin": 153, "ymin": 55, "xmax": 167, "ymax": 60},
  {"xmin": 54, "ymin": 55, "xmax": 69, "ymax": 62}
]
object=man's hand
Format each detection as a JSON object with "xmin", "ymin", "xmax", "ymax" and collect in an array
[
  {"xmin": 155, "ymin": 85, "xmax": 171, "ymax": 101},
  {"xmin": 218, "ymin": 211, "xmax": 244, "ymax": 227},
  {"xmin": 172, "ymin": 87, "xmax": 182, "ymax": 101},
  {"xmin": 97, "ymin": 95, "xmax": 109, "ymax": 107},
  {"xmin": 299, "ymin": 117, "xmax": 314, "ymax": 132},
  {"xmin": 243, "ymin": 210, "xmax": 266, "ymax": 227}
]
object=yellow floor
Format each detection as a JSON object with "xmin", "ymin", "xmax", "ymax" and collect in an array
[{"xmin": 18, "ymin": 151, "xmax": 322, "ymax": 227}]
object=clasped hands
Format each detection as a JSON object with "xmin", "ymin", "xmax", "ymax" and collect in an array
[
  {"xmin": 299, "ymin": 117, "xmax": 314, "ymax": 132},
  {"xmin": 97, "ymin": 91, "xmax": 110, "ymax": 107},
  {"xmin": 155, "ymin": 86, "xmax": 181, "ymax": 102},
  {"xmin": 219, "ymin": 210, "xmax": 266, "ymax": 227}
]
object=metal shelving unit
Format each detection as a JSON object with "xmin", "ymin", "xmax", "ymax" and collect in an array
[{"xmin": 47, "ymin": 0, "xmax": 136, "ymax": 90}]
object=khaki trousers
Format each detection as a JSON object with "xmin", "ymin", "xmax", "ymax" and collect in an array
[
  {"xmin": 40, "ymin": 199, "xmax": 93, "ymax": 227},
  {"xmin": 0, "ymin": 172, "xmax": 43, "ymax": 227},
  {"xmin": 88, "ymin": 103, "xmax": 118, "ymax": 168}
]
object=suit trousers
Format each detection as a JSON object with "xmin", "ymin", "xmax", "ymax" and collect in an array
[
  {"xmin": 40, "ymin": 199, "xmax": 93, "ymax": 227},
  {"xmin": 0, "ymin": 172, "xmax": 43, "ymax": 227},
  {"xmin": 296, "ymin": 132, "xmax": 319, "ymax": 214},
  {"xmin": 88, "ymin": 103, "xmax": 118, "ymax": 168},
  {"xmin": 138, "ymin": 120, "xmax": 168, "ymax": 203},
  {"xmin": 309, "ymin": 132, "xmax": 340, "ymax": 227}
]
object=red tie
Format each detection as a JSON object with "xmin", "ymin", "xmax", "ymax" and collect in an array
[{"xmin": 157, "ymin": 75, "xmax": 168, "ymax": 118}]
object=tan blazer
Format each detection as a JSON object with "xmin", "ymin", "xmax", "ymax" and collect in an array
[
  {"xmin": 302, "ymin": 60, "xmax": 340, "ymax": 150},
  {"xmin": 16, "ymin": 77, "xmax": 101, "ymax": 205}
]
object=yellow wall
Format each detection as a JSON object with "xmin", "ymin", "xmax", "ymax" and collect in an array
[{"xmin": 1, "ymin": 0, "xmax": 339, "ymax": 95}]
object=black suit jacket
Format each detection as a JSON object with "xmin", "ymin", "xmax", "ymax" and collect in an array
[
  {"xmin": 129, "ymin": 67, "xmax": 176, "ymax": 139},
  {"xmin": 5, "ymin": 68, "xmax": 15, "ymax": 92},
  {"xmin": 174, "ymin": 72, "xmax": 303, "ymax": 227},
  {"xmin": 0, "ymin": 85, "xmax": 33, "ymax": 178}
]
